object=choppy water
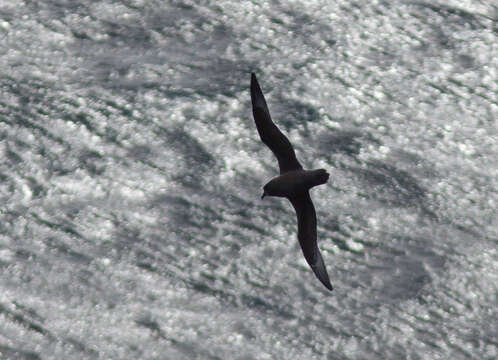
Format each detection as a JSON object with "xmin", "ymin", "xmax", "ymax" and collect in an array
[{"xmin": 0, "ymin": 1, "xmax": 497, "ymax": 359}]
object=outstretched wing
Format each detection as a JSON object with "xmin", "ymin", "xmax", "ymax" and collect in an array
[
  {"xmin": 289, "ymin": 192, "xmax": 333, "ymax": 291},
  {"xmin": 250, "ymin": 73, "xmax": 302, "ymax": 174}
]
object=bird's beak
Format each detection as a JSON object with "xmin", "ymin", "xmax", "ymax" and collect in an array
[{"xmin": 261, "ymin": 191, "xmax": 266, "ymax": 199}]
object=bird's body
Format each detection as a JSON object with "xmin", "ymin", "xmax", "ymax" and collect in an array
[
  {"xmin": 250, "ymin": 73, "xmax": 333, "ymax": 291},
  {"xmin": 262, "ymin": 169, "xmax": 329, "ymax": 199}
]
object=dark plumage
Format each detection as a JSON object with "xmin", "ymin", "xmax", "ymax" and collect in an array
[{"xmin": 250, "ymin": 73, "xmax": 333, "ymax": 291}]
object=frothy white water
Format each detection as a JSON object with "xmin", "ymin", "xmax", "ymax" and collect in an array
[{"xmin": 0, "ymin": 0, "xmax": 496, "ymax": 359}]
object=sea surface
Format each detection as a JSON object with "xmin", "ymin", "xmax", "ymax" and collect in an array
[{"xmin": 0, "ymin": 1, "xmax": 497, "ymax": 359}]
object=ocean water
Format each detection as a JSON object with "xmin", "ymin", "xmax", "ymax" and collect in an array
[{"xmin": 0, "ymin": 0, "xmax": 497, "ymax": 359}]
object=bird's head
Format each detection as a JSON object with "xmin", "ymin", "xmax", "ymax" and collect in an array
[
  {"xmin": 261, "ymin": 184, "xmax": 271, "ymax": 199},
  {"xmin": 261, "ymin": 182, "xmax": 276, "ymax": 199},
  {"xmin": 261, "ymin": 180, "xmax": 282, "ymax": 199}
]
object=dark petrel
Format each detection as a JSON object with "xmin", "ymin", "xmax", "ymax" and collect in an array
[{"xmin": 250, "ymin": 73, "xmax": 333, "ymax": 291}]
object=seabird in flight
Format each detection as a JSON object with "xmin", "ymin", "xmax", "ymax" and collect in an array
[{"xmin": 250, "ymin": 73, "xmax": 333, "ymax": 291}]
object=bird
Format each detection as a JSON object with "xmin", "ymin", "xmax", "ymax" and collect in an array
[{"xmin": 250, "ymin": 72, "xmax": 333, "ymax": 291}]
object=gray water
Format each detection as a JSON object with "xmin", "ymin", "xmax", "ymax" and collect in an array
[{"xmin": 0, "ymin": 1, "xmax": 497, "ymax": 359}]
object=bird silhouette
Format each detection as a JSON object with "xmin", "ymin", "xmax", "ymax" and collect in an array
[{"xmin": 250, "ymin": 73, "xmax": 333, "ymax": 291}]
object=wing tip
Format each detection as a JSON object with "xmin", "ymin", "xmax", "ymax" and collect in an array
[
  {"xmin": 250, "ymin": 73, "xmax": 266, "ymax": 109},
  {"xmin": 317, "ymin": 271, "xmax": 334, "ymax": 291},
  {"xmin": 323, "ymin": 280, "xmax": 334, "ymax": 291},
  {"xmin": 250, "ymin": 72, "xmax": 259, "ymax": 91},
  {"xmin": 250, "ymin": 72, "xmax": 257, "ymax": 89},
  {"xmin": 311, "ymin": 252, "xmax": 334, "ymax": 291}
]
